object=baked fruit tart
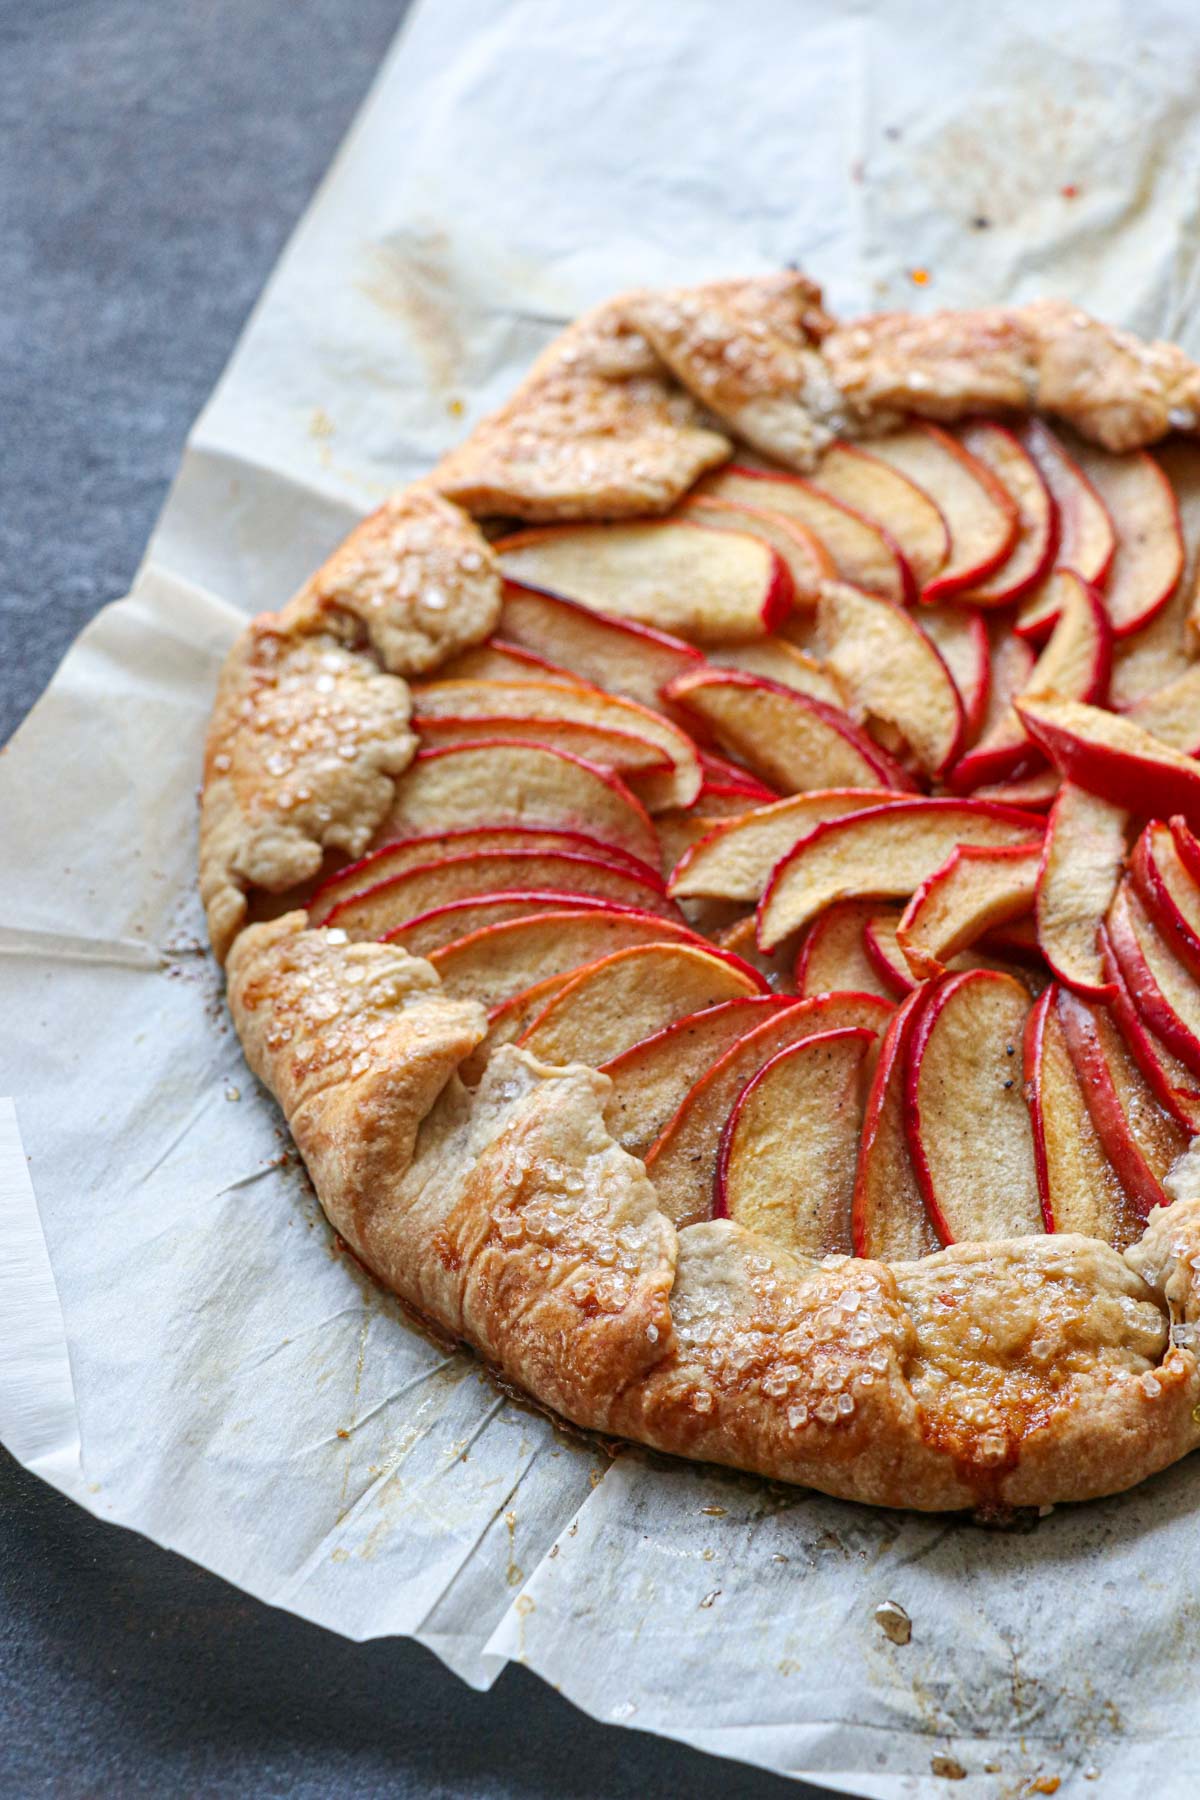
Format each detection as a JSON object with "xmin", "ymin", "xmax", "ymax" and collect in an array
[{"xmin": 201, "ymin": 274, "xmax": 1200, "ymax": 1514}]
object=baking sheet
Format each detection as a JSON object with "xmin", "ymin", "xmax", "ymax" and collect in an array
[{"xmin": 7, "ymin": 0, "xmax": 1200, "ymax": 1792}]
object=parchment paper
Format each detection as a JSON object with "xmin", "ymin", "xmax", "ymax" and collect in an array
[{"xmin": 7, "ymin": 2, "xmax": 1200, "ymax": 1792}]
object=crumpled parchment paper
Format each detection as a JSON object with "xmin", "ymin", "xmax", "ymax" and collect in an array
[{"xmin": 7, "ymin": 2, "xmax": 1200, "ymax": 1792}]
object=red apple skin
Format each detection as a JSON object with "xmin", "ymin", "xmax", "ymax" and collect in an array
[
  {"xmin": 1015, "ymin": 421, "xmax": 1117, "ymax": 641},
  {"xmin": 1097, "ymin": 924, "xmax": 1200, "ymax": 1131},
  {"xmin": 1105, "ymin": 883, "xmax": 1200, "ymax": 1079},
  {"xmin": 861, "ymin": 913, "xmax": 917, "ymax": 998},
  {"xmin": 1024, "ymin": 985, "xmax": 1063, "ymax": 1234},
  {"xmin": 1171, "ymin": 815, "xmax": 1200, "ymax": 888},
  {"xmin": 712, "ymin": 1025, "xmax": 876, "ymax": 1219},
  {"xmin": 956, "ymin": 419, "xmax": 1061, "ymax": 604},
  {"xmin": 851, "ymin": 987, "xmax": 938, "ymax": 1258},
  {"xmin": 1131, "ymin": 820, "xmax": 1200, "ymax": 981},
  {"xmin": 1055, "ymin": 986, "xmax": 1178, "ymax": 1218},
  {"xmin": 1019, "ymin": 702, "xmax": 1200, "ymax": 833}
]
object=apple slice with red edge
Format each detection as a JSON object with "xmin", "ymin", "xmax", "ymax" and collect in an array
[
  {"xmin": 713, "ymin": 1027, "xmax": 873, "ymax": 1255},
  {"xmin": 599, "ymin": 995, "xmax": 795, "ymax": 1156},
  {"xmin": 707, "ymin": 639, "xmax": 845, "ymax": 707},
  {"xmin": 438, "ymin": 640, "xmax": 577, "ymax": 684},
  {"xmin": 954, "ymin": 420, "xmax": 1058, "ymax": 604},
  {"xmin": 662, "ymin": 666, "xmax": 915, "ymax": 797},
  {"xmin": 1017, "ymin": 695, "xmax": 1200, "ymax": 829},
  {"xmin": 949, "ymin": 571, "xmax": 1111, "ymax": 791},
  {"xmin": 381, "ymin": 739, "xmax": 661, "ymax": 871},
  {"xmin": 1016, "ymin": 421, "xmax": 1116, "ymax": 639},
  {"xmin": 1131, "ymin": 818, "xmax": 1200, "ymax": 980},
  {"xmin": 411, "ymin": 676, "xmax": 701, "ymax": 811},
  {"xmin": 309, "ymin": 825, "xmax": 659, "ymax": 927},
  {"xmin": 1106, "ymin": 879, "xmax": 1200, "ymax": 1079},
  {"xmin": 1068, "ymin": 439, "xmax": 1184, "ymax": 637},
  {"xmin": 817, "ymin": 581, "xmax": 965, "ymax": 777},
  {"xmin": 698, "ymin": 465, "xmax": 911, "ymax": 602},
  {"xmin": 679, "ymin": 494, "xmax": 834, "ymax": 607},
  {"xmin": 1110, "ymin": 440, "xmax": 1200, "ymax": 704},
  {"xmin": 904, "ymin": 969, "xmax": 1043, "ymax": 1244},
  {"xmin": 1098, "ymin": 922, "xmax": 1200, "ymax": 1130},
  {"xmin": 325, "ymin": 847, "xmax": 681, "ymax": 939},
  {"xmin": 1024, "ymin": 985, "xmax": 1143, "ymax": 1245},
  {"xmin": 497, "ymin": 581, "xmax": 702, "ymax": 713},
  {"xmin": 758, "ymin": 797, "xmax": 1045, "ymax": 952},
  {"xmin": 1056, "ymin": 985, "xmax": 1190, "ymax": 1218},
  {"xmin": 428, "ymin": 907, "xmax": 709, "ymax": 1012},
  {"xmin": 867, "ymin": 423, "xmax": 1018, "ymax": 601},
  {"xmin": 897, "ymin": 842, "xmax": 1041, "ymax": 980},
  {"xmin": 382, "ymin": 890, "xmax": 654, "ymax": 959},
  {"xmin": 810, "ymin": 440, "xmax": 950, "ymax": 587},
  {"xmin": 517, "ymin": 940, "xmax": 768, "ymax": 1067},
  {"xmin": 852, "ymin": 988, "xmax": 943, "ymax": 1260},
  {"xmin": 795, "ymin": 899, "xmax": 900, "ymax": 1000},
  {"xmin": 861, "ymin": 909, "xmax": 917, "ymax": 998},
  {"xmin": 715, "ymin": 914, "xmax": 792, "ymax": 989},
  {"xmin": 644, "ymin": 991, "xmax": 892, "ymax": 1227},
  {"xmin": 972, "ymin": 768, "xmax": 1061, "ymax": 810},
  {"xmin": 495, "ymin": 520, "xmax": 793, "ymax": 643},
  {"xmin": 919, "ymin": 605, "xmax": 991, "ymax": 743},
  {"xmin": 1034, "ymin": 783, "xmax": 1127, "ymax": 997},
  {"xmin": 669, "ymin": 789, "xmax": 913, "ymax": 904}
]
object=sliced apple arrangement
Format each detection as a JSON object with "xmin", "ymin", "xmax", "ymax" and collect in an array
[{"xmin": 296, "ymin": 420, "xmax": 1200, "ymax": 1267}]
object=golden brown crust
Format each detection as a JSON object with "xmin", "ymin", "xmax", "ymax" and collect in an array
[
  {"xmin": 225, "ymin": 917, "xmax": 1200, "ymax": 1509},
  {"xmin": 280, "ymin": 485, "xmax": 502, "ymax": 676},
  {"xmin": 206, "ymin": 272, "xmax": 1200, "ymax": 1510},
  {"xmin": 199, "ymin": 625, "xmax": 417, "ymax": 961},
  {"xmin": 431, "ymin": 297, "xmax": 733, "ymax": 519}
]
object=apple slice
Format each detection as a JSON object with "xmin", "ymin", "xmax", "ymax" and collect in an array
[
  {"xmin": 381, "ymin": 739, "xmax": 660, "ymax": 871},
  {"xmin": 325, "ymin": 847, "xmax": 680, "ymax": 939},
  {"xmin": 1131, "ymin": 818, "xmax": 1200, "ymax": 980},
  {"xmin": 810, "ymin": 440, "xmax": 951, "ymax": 589},
  {"xmin": 517, "ymin": 941, "xmax": 766, "ymax": 1067},
  {"xmin": 1017, "ymin": 695, "xmax": 1200, "ymax": 829},
  {"xmin": 498, "ymin": 581, "xmax": 702, "ymax": 713},
  {"xmin": 382, "ymin": 890, "xmax": 644, "ymax": 958},
  {"xmin": 1024, "ymin": 985, "xmax": 1142, "ymax": 1245},
  {"xmin": 817, "ymin": 581, "xmax": 965, "ymax": 777},
  {"xmin": 1068, "ymin": 440, "xmax": 1184, "ymax": 637},
  {"xmin": 428, "ymin": 907, "xmax": 707, "ymax": 1013},
  {"xmin": 919, "ymin": 605, "xmax": 990, "ymax": 743},
  {"xmin": 1016, "ymin": 421, "xmax": 1116, "ymax": 639},
  {"xmin": 1056, "ymin": 985, "xmax": 1190, "ymax": 1219},
  {"xmin": 1098, "ymin": 922, "xmax": 1200, "ymax": 1131},
  {"xmin": 758, "ymin": 797, "xmax": 1045, "ymax": 952},
  {"xmin": 1110, "ymin": 440, "xmax": 1200, "ymax": 704},
  {"xmin": 309, "ymin": 826, "xmax": 658, "ymax": 927},
  {"xmin": 707, "ymin": 639, "xmax": 845, "ymax": 707},
  {"xmin": 897, "ymin": 842, "xmax": 1041, "ymax": 980},
  {"xmin": 494, "ymin": 520, "xmax": 792, "ymax": 643},
  {"xmin": 954, "ymin": 421, "xmax": 1058, "ymax": 604},
  {"xmin": 713, "ymin": 1027, "xmax": 873, "ymax": 1255},
  {"xmin": 437, "ymin": 640, "xmax": 575, "ymax": 684},
  {"xmin": 599, "ymin": 995, "xmax": 795, "ymax": 1156},
  {"xmin": 669, "ymin": 789, "xmax": 913, "ymax": 904},
  {"xmin": 867, "ymin": 423, "xmax": 1018, "ymax": 601},
  {"xmin": 852, "ymin": 990, "xmax": 942, "ymax": 1260},
  {"xmin": 861, "ymin": 908, "xmax": 917, "ymax": 998},
  {"xmin": 795, "ymin": 899, "xmax": 901, "ymax": 1000},
  {"xmin": 1034, "ymin": 783, "xmax": 1127, "ymax": 997},
  {"xmin": 662, "ymin": 667, "xmax": 914, "ymax": 797},
  {"xmin": 1124, "ymin": 663, "xmax": 1200, "ymax": 755},
  {"xmin": 679, "ymin": 494, "xmax": 834, "ymax": 607},
  {"xmin": 972, "ymin": 768, "xmax": 1061, "ymax": 810},
  {"xmin": 904, "ymin": 969, "xmax": 1043, "ymax": 1243},
  {"xmin": 699, "ymin": 465, "xmax": 910, "ymax": 602},
  {"xmin": 410, "ymin": 677, "xmax": 701, "ymax": 811},
  {"xmin": 1106, "ymin": 880, "xmax": 1200, "ymax": 1079},
  {"xmin": 643, "ymin": 990, "xmax": 892, "ymax": 1227},
  {"xmin": 950, "ymin": 571, "xmax": 1111, "ymax": 791}
]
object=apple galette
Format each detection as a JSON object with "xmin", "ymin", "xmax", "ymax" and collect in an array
[{"xmin": 203, "ymin": 275, "xmax": 1200, "ymax": 1512}]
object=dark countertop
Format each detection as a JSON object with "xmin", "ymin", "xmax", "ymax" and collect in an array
[{"xmin": 0, "ymin": 3, "xmax": 829, "ymax": 1794}]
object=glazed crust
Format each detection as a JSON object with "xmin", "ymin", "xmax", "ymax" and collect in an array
[{"xmin": 205, "ymin": 272, "xmax": 1200, "ymax": 1509}]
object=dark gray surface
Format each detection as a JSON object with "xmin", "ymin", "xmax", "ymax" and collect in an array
[{"xmin": 0, "ymin": 3, "xmax": 832, "ymax": 1795}]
